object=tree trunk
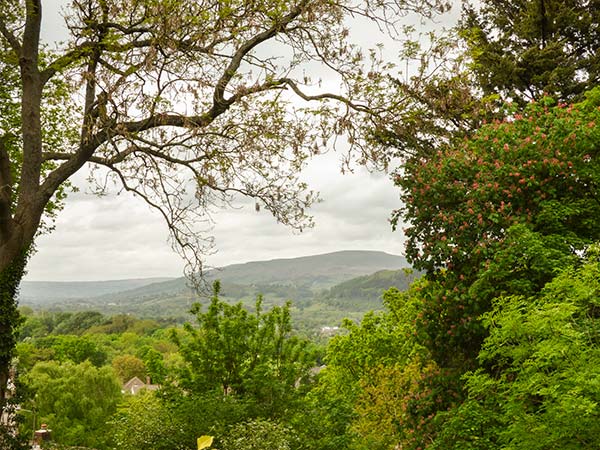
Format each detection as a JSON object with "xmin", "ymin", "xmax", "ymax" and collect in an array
[{"xmin": 0, "ymin": 248, "xmax": 28, "ymax": 416}]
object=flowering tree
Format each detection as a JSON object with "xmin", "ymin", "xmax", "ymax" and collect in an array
[
  {"xmin": 371, "ymin": 88, "xmax": 600, "ymax": 449},
  {"xmin": 393, "ymin": 89, "xmax": 600, "ymax": 365}
]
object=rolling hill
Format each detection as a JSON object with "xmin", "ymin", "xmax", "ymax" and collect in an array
[{"xmin": 19, "ymin": 250, "xmax": 415, "ymax": 329}]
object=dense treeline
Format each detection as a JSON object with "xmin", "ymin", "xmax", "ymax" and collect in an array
[
  {"xmin": 18, "ymin": 267, "xmax": 415, "ymax": 335},
  {"xmin": 12, "ymin": 241, "xmax": 600, "ymax": 450},
  {"xmin": 12, "ymin": 285, "xmax": 324, "ymax": 450}
]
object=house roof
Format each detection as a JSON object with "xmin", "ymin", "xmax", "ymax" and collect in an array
[{"xmin": 122, "ymin": 376, "xmax": 160, "ymax": 395}]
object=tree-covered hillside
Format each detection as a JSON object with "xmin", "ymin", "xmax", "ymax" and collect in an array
[
  {"xmin": 320, "ymin": 269, "xmax": 419, "ymax": 308},
  {"xmin": 18, "ymin": 251, "xmax": 411, "ymax": 330}
]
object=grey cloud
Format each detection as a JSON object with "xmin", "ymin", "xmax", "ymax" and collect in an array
[{"xmin": 27, "ymin": 148, "xmax": 407, "ymax": 280}]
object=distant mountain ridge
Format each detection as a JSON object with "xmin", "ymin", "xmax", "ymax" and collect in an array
[
  {"xmin": 208, "ymin": 250, "xmax": 409, "ymax": 286},
  {"xmin": 19, "ymin": 277, "xmax": 175, "ymax": 301},
  {"xmin": 19, "ymin": 251, "xmax": 412, "ymax": 327},
  {"xmin": 21, "ymin": 250, "xmax": 407, "ymax": 302}
]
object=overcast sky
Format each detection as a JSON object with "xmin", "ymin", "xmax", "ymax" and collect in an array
[{"xmin": 24, "ymin": 1, "xmax": 458, "ymax": 282}]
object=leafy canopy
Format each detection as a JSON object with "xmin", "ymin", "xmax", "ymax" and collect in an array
[
  {"xmin": 434, "ymin": 248, "xmax": 600, "ymax": 449},
  {"xmin": 460, "ymin": 0, "xmax": 600, "ymax": 103}
]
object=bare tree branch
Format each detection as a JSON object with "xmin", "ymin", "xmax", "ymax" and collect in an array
[
  {"xmin": 280, "ymin": 78, "xmax": 371, "ymax": 113},
  {"xmin": 38, "ymin": 3, "xmax": 314, "ymax": 203},
  {"xmin": 212, "ymin": 1, "xmax": 310, "ymax": 107},
  {"xmin": 3, "ymin": 0, "xmax": 452, "ymax": 276}
]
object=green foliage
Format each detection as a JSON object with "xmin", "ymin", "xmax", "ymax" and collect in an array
[
  {"xmin": 22, "ymin": 360, "xmax": 121, "ymax": 450},
  {"xmin": 429, "ymin": 398, "xmax": 500, "ymax": 450},
  {"xmin": 111, "ymin": 391, "xmax": 191, "ymax": 450},
  {"xmin": 13, "ymin": 288, "xmax": 328, "ymax": 450},
  {"xmin": 113, "ymin": 281, "xmax": 320, "ymax": 449},
  {"xmin": 112, "ymin": 354, "xmax": 147, "ymax": 383},
  {"xmin": 18, "ymin": 310, "xmax": 165, "ymax": 340},
  {"xmin": 34, "ymin": 334, "xmax": 107, "ymax": 367},
  {"xmin": 0, "ymin": 250, "xmax": 28, "ymax": 387},
  {"xmin": 18, "ymin": 311, "xmax": 66, "ymax": 340},
  {"xmin": 327, "ymin": 286, "xmax": 425, "ymax": 376},
  {"xmin": 300, "ymin": 284, "xmax": 442, "ymax": 450},
  {"xmin": 351, "ymin": 360, "xmax": 454, "ymax": 450},
  {"xmin": 218, "ymin": 418, "xmax": 298, "ymax": 450},
  {"xmin": 14, "ymin": 342, "xmax": 55, "ymax": 373},
  {"xmin": 292, "ymin": 367, "xmax": 358, "ymax": 450},
  {"xmin": 112, "ymin": 387, "xmax": 256, "ymax": 450},
  {"xmin": 0, "ymin": 249, "xmax": 29, "ymax": 443},
  {"xmin": 176, "ymin": 282, "xmax": 315, "ymax": 412},
  {"xmin": 51, "ymin": 311, "xmax": 106, "ymax": 335},
  {"xmin": 138, "ymin": 346, "xmax": 168, "ymax": 384},
  {"xmin": 86, "ymin": 314, "xmax": 161, "ymax": 335},
  {"xmin": 393, "ymin": 88, "xmax": 600, "ymax": 367},
  {"xmin": 460, "ymin": 0, "xmax": 600, "ymax": 103},
  {"xmin": 377, "ymin": 90, "xmax": 600, "ymax": 450},
  {"xmin": 113, "ymin": 283, "xmax": 322, "ymax": 450},
  {"xmin": 469, "ymin": 224, "xmax": 576, "ymax": 301},
  {"xmin": 109, "ymin": 391, "xmax": 176, "ymax": 450},
  {"xmin": 436, "ymin": 250, "xmax": 600, "ymax": 449},
  {"xmin": 319, "ymin": 269, "xmax": 420, "ymax": 310}
]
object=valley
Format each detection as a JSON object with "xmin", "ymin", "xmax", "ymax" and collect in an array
[{"xmin": 20, "ymin": 251, "xmax": 418, "ymax": 332}]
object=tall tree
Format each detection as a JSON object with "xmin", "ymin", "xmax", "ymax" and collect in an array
[
  {"xmin": 175, "ymin": 282, "xmax": 315, "ymax": 412},
  {"xmin": 460, "ymin": 0, "xmax": 600, "ymax": 103},
  {"xmin": 297, "ymin": 285, "xmax": 432, "ymax": 450},
  {"xmin": 380, "ymin": 89, "xmax": 600, "ymax": 446},
  {"xmin": 432, "ymin": 246, "xmax": 600, "ymax": 450},
  {"xmin": 374, "ymin": 0, "xmax": 600, "ymax": 163},
  {"xmin": 0, "ymin": 0, "xmax": 448, "ymax": 413},
  {"xmin": 22, "ymin": 360, "xmax": 122, "ymax": 450}
]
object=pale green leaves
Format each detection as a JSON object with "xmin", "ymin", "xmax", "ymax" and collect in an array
[{"xmin": 458, "ymin": 251, "xmax": 600, "ymax": 449}]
